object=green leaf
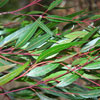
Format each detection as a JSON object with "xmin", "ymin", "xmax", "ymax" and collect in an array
[
  {"xmin": 83, "ymin": 61, "xmax": 100, "ymax": 69},
  {"xmin": 36, "ymin": 41, "xmax": 84, "ymax": 63},
  {"xmin": 16, "ymin": 19, "xmax": 40, "ymax": 48},
  {"xmin": 56, "ymin": 73, "xmax": 80, "ymax": 87},
  {"xmin": 72, "ymin": 57, "xmax": 87, "ymax": 66},
  {"xmin": 36, "ymin": 92, "xmax": 55, "ymax": 100},
  {"xmin": 34, "ymin": 22, "xmax": 57, "ymax": 38},
  {"xmin": 47, "ymin": 15, "xmax": 72, "ymax": 22},
  {"xmin": 66, "ymin": 10, "xmax": 86, "ymax": 18},
  {"xmin": 0, "ymin": 24, "xmax": 33, "ymax": 47},
  {"xmin": 0, "ymin": 61, "xmax": 29, "ymax": 86},
  {"xmin": 90, "ymin": 15, "xmax": 100, "ymax": 20},
  {"xmin": 26, "ymin": 34, "xmax": 50, "ymax": 50},
  {"xmin": 48, "ymin": 0, "xmax": 63, "ymax": 11},
  {"xmin": 79, "ymin": 89, "xmax": 100, "ymax": 98},
  {"xmin": 37, "ymin": 20, "xmax": 54, "ymax": 36},
  {"xmin": 12, "ymin": 89, "xmax": 35, "ymax": 99},
  {"xmin": 83, "ymin": 73, "xmax": 100, "ymax": 79},
  {"xmin": 43, "ymin": 71, "xmax": 66, "ymax": 81},
  {"xmin": 27, "ymin": 63, "xmax": 59, "ymax": 77},
  {"xmin": 0, "ymin": 0, "xmax": 9, "ymax": 7},
  {"xmin": 0, "ymin": 64, "xmax": 16, "ymax": 73},
  {"xmin": 81, "ymin": 37, "xmax": 100, "ymax": 52},
  {"xmin": 80, "ymin": 27, "xmax": 99, "ymax": 46},
  {"xmin": 64, "ymin": 31, "xmax": 88, "ymax": 43}
]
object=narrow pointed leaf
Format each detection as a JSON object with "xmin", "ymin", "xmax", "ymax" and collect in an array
[
  {"xmin": 36, "ymin": 92, "xmax": 55, "ymax": 100},
  {"xmin": 0, "ymin": 61, "xmax": 29, "ymax": 86},
  {"xmin": 37, "ymin": 20, "xmax": 53, "ymax": 36},
  {"xmin": 48, "ymin": 0, "xmax": 63, "ymax": 11},
  {"xmin": 0, "ymin": 64, "xmax": 16, "ymax": 73},
  {"xmin": 27, "ymin": 63, "xmax": 59, "ymax": 77},
  {"xmin": 80, "ymin": 27, "xmax": 99, "ymax": 46},
  {"xmin": 0, "ymin": 24, "xmax": 33, "ymax": 47},
  {"xmin": 16, "ymin": 19, "xmax": 40, "ymax": 48},
  {"xmin": 79, "ymin": 89, "xmax": 100, "ymax": 98},
  {"xmin": 26, "ymin": 34, "xmax": 50, "ymax": 50},
  {"xmin": 83, "ymin": 61, "xmax": 100, "ymax": 69},
  {"xmin": 0, "ymin": 0, "xmax": 9, "ymax": 7},
  {"xmin": 36, "ymin": 41, "xmax": 84, "ymax": 63},
  {"xmin": 56, "ymin": 73, "xmax": 80, "ymax": 87}
]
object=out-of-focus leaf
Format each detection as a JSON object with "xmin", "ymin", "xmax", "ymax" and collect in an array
[
  {"xmin": 47, "ymin": 15, "xmax": 72, "ymax": 22},
  {"xmin": 48, "ymin": 0, "xmax": 63, "ymax": 11},
  {"xmin": 72, "ymin": 57, "xmax": 87, "ymax": 66},
  {"xmin": 79, "ymin": 89, "xmax": 100, "ymax": 98},
  {"xmin": 90, "ymin": 15, "xmax": 100, "ymax": 20},
  {"xmin": 0, "ymin": 64, "xmax": 16, "ymax": 72},
  {"xmin": 12, "ymin": 89, "xmax": 35, "ymax": 99},
  {"xmin": 0, "ymin": 61, "xmax": 29, "ymax": 86},
  {"xmin": 36, "ymin": 92, "xmax": 56, "ymax": 100},
  {"xmin": 44, "ymin": 88, "xmax": 76, "ymax": 100},
  {"xmin": 27, "ymin": 63, "xmax": 59, "ymax": 77},
  {"xmin": 36, "ymin": 41, "xmax": 84, "ymax": 63},
  {"xmin": 83, "ymin": 73, "xmax": 100, "ymax": 79},
  {"xmin": 26, "ymin": 34, "xmax": 50, "ymax": 50},
  {"xmin": 83, "ymin": 61, "xmax": 100, "ymax": 69},
  {"xmin": 65, "ymin": 10, "xmax": 86, "ymax": 18},
  {"xmin": 0, "ymin": 0, "xmax": 9, "ymax": 7},
  {"xmin": 16, "ymin": 18, "xmax": 40, "ymax": 48}
]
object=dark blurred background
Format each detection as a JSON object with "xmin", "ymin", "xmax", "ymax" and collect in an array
[
  {"xmin": 1, "ymin": 0, "xmax": 100, "ymax": 14},
  {"xmin": 0, "ymin": 0, "xmax": 100, "ymax": 27}
]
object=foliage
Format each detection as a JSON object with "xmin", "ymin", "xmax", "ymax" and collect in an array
[{"xmin": 0, "ymin": 0, "xmax": 100, "ymax": 100}]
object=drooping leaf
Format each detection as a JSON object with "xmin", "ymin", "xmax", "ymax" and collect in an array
[
  {"xmin": 27, "ymin": 63, "xmax": 59, "ymax": 77},
  {"xmin": 0, "ymin": 61, "xmax": 29, "ymax": 86},
  {"xmin": 26, "ymin": 34, "xmax": 50, "ymax": 50},
  {"xmin": 48, "ymin": 0, "xmax": 63, "ymax": 11}
]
